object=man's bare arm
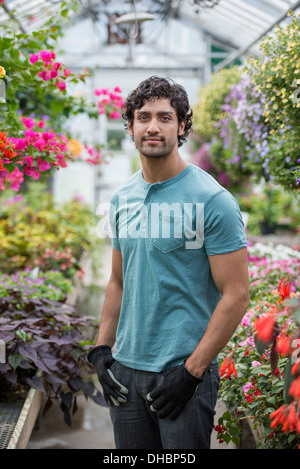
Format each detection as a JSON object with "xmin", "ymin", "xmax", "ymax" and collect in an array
[
  {"xmin": 185, "ymin": 246, "xmax": 249, "ymax": 377},
  {"xmin": 95, "ymin": 247, "xmax": 123, "ymax": 348}
]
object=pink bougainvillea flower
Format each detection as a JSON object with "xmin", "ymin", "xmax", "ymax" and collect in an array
[
  {"xmin": 29, "ymin": 53, "xmax": 39, "ymax": 64},
  {"xmin": 24, "ymin": 156, "xmax": 34, "ymax": 166},
  {"xmin": 108, "ymin": 110, "xmax": 121, "ymax": 119},
  {"xmin": 21, "ymin": 116, "xmax": 35, "ymax": 128},
  {"xmin": 37, "ymin": 70, "xmax": 51, "ymax": 81},
  {"xmin": 37, "ymin": 158, "xmax": 51, "ymax": 172},
  {"xmin": 39, "ymin": 50, "xmax": 55, "ymax": 63},
  {"xmin": 50, "ymin": 69, "xmax": 58, "ymax": 79},
  {"xmin": 8, "ymin": 167, "xmax": 24, "ymax": 191},
  {"xmin": 55, "ymin": 79, "xmax": 66, "ymax": 91}
]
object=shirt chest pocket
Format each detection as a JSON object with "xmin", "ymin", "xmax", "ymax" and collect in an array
[{"xmin": 151, "ymin": 213, "xmax": 184, "ymax": 253}]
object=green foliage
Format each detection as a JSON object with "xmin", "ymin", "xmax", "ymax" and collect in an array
[
  {"xmin": 244, "ymin": 13, "xmax": 300, "ymax": 188},
  {"xmin": 237, "ymin": 184, "xmax": 300, "ymax": 234},
  {"xmin": 0, "ymin": 182, "xmax": 104, "ymax": 277},
  {"xmin": 192, "ymin": 66, "xmax": 241, "ymax": 142}
]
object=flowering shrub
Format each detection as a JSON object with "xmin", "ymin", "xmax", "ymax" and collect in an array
[
  {"xmin": 237, "ymin": 184, "xmax": 300, "ymax": 234},
  {"xmin": 192, "ymin": 67, "xmax": 241, "ymax": 142},
  {"xmin": 0, "ymin": 189, "xmax": 103, "ymax": 277},
  {"xmin": 190, "ymin": 67, "xmax": 255, "ymax": 190},
  {"xmin": 0, "ymin": 6, "xmax": 124, "ymax": 192},
  {"xmin": 217, "ymin": 242, "xmax": 300, "ymax": 448},
  {"xmin": 189, "ymin": 133, "xmax": 251, "ymax": 194},
  {"xmin": 95, "ymin": 86, "xmax": 124, "ymax": 119},
  {"xmin": 0, "ymin": 269, "xmax": 72, "ymax": 303},
  {"xmin": 243, "ymin": 13, "xmax": 300, "ymax": 188},
  {"xmin": 192, "ymin": 14, "xmax": 300, "ymax": 190},
  {"xmin": 217, "ymin": 72, "xmax": 270, "ymax": 182}
]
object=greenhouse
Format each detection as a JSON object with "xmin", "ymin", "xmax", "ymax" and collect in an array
[{"xmin": 0, "ymin": 0, "xmax": 300, "ymax": 451}]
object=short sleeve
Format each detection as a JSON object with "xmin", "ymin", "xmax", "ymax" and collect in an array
[
  {"xmin": 204, "ymin": 190, "xmax": 247, "ymax": 255},
  {"xmin": 109, "ymin": 198, "xmax": 121, "ymax": 251}
]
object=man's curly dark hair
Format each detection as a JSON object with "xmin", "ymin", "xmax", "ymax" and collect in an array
[{"xmin": 122, "ymin": 76, "xmax": 193, "ymax": 147}]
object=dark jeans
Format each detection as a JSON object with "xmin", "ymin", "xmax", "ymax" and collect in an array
[{"xmin": 109, "ymin": 360, "xmax": 220, "ymax": 449}]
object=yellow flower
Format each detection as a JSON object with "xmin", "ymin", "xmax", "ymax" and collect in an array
[
  {"xmin": 67, "ymin": 138, "xmax": 83, "ymax": 156},
  {"xmin": 0, "ymin": 66, "xmax": 6, "ymax": 78}
]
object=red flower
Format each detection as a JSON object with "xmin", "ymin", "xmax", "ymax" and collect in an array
[
  {"xmin": 278, "ymin": 277, "xmax": 291, "ymax": 301},
  {"xmin": 270, "ymin": 402, "xmax": 300, "ymax": 434},
  {"xmin": 289, "ymin": 376, "xmax": 300, "ymax": 399},
  {"xmin": 275, "ymin": 333, "xmax": 291, "ymax": 356},
  {"xmin": 219, "ymin": 355, "xmax": 237, "ymax": 380},
  {"xmin": 214, "ymin": 424, "xmax": 224, "ymax": 434},
  {"xmin": 254, "ymin": 313, "xmax": 276, "ymax": 343}
]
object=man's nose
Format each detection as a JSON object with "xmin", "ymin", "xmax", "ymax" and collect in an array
[{"xmin": 146, "ymin": 119, "xmax": 160, "ymax": 133}]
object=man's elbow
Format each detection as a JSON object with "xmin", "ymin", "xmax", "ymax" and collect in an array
[{"xmin": 238, "ymin": 287, "xmax": 250, "ymax": 315}]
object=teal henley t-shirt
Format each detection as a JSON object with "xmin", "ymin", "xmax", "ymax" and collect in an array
[{"xmin": 108, "ymin": 164, "xmax": 247, "ymax": 372}]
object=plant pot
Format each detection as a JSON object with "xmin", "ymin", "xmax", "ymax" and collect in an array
[
  {"xmin": 0, "ymin": 386, "xmax": 43, "ymax": 449},
  {"xmin": 260, "ymin": 220, "xmax": 276, "ymax": 235}
]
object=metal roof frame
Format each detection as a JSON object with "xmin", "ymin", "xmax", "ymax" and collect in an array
[{"xmin": 0, "ymin": 0, "xmax": 299, "ymax": 73}]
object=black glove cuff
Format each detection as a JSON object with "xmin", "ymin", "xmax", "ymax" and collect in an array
[
  {"xmin": 182, "ymin": 362, "xmax": 204, "ymax": 384},
  {"xmin": 87, "ymin": 345, "xmax": 112, "ymax": 365}
]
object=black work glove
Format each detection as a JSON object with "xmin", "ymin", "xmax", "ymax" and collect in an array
[
  {"xmin": 87, "ymin": 345, "xmax": 128, "ymax": 407},
  {"xmin": 146, "ymin": 363, "xmax": 204, "ymax": 420}
]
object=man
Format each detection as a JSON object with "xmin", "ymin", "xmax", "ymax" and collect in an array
[{"xmin": 88, "ymin": 76, "xmax": 249, "ymax": 449}]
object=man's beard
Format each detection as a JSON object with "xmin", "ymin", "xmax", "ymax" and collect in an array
[{"xmin": 133, "ymin": 135, "xmax": 177, "ymax": 159}]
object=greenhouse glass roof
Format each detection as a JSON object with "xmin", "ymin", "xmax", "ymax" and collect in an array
[{"xmin": 1, "ymin": 0, "xmax": 299, "ymax": 74}]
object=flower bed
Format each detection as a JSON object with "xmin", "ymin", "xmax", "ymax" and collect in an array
[
  {"xmin": 0, "ymin": 186, "xmax": 105, "ymax": 430},
  {"xmin": 217, "ymin": 242, "xmax": 300, "ymax": 448},
  {"xmin": 0, "ymin": 187, "xmax": 101, "ymax": 278}
]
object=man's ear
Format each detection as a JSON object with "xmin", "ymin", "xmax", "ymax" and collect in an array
[
  {"xmin": 178, "ymin": 121, "xmax": 186, "ymax": 136},
  {"xmin": 128, "ymin": 122, "xmax": 133, "ymax": 137}
]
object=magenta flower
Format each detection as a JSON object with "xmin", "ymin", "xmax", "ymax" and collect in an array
[{"xmin": 29, "ymin": 54, "xmax": 39, "ymax": 64}]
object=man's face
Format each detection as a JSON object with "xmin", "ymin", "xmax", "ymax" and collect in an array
[{"xmin": 128, "ymin": 98, "xmax": 185, "ymax": 159}]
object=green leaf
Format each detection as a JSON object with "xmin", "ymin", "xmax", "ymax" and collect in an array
[
  {"xmin": 15, "ymin": 329, "xmax": 28, "ymax": 342},
  {"xmin": 9, "ymin": 48, "xmax": 20, "ymax": 60},
  {"xmin": 223, "ymin": 410, "xmax": 232, "ymax": 421},
  {"xmin": 26, "ymin": 40, "xmax": 40, "ymax": 50},
  {"xmin": 266, "ymin": 396, "xmax": 276, "ymax": 405},
  {"xmin": 8, "ymin": 353, "xmax": 23, "ymax": 370},
  {"xmin": 254, "ymin": 334, "xmax": 269, "ymax": 355}
]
